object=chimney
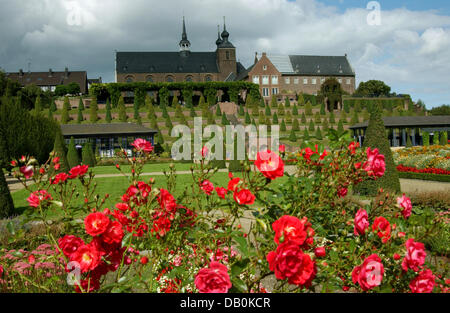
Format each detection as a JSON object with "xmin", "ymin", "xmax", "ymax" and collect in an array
[
  {"xmin": 254, "ymin": 52, "xmax": 258, "ymax": 64},
  {"xmin": 49, "ymin": 68, "xmax": 53, "ymax": 77},
  {"xmin": 19, "ymin": 69, "xmax": 24, "ymax": 76},
  {"xmin": 262, "ymin": 52, "xmax": 267, "ymax": 57},
  {"xmin": 64, "ymin": 67, "xmax": 69, "ymax": 78}
]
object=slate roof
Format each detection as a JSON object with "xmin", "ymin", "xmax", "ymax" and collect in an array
[
  {"xmin": 349, "ymin": 116, "xmax": 450, "ymax": 129},
  {"xmin": 116, "ymin": 52, "xmax": 220, "ymax": 74},
  {"xmin": 6, "ymin": 70, "xmax": 88, "ymax": 93},
  {"xmin": 61, "ymin": 123, "xmax": 158, "ymax": 137},
  {"xmin": 265, "ymin": 54, "xmax": 355, "ymax": 76}
]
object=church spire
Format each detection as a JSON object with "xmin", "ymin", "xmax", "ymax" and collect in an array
[
  {"xmin": 179, "ymin": 16, "xmax": 191, "ymax": 53},
  {"xmin": 221, "ymin": 16, "xmax": 229, "ymax": 42},
  {"xmin": 216, "ymin": 24, "xmax": 223, "ymax": 46}
]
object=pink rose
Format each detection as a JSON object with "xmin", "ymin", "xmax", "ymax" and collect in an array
[
  {"xmin": 409, "ymin": 269, "xmax": 435, "ymax": 293},
  {"xmin": 200, "ymin": 180, "xmax": 214, "ymax": 196},
  {"xmin": 20, "ymin": 165, "xmax": 33, "ymax": 179},
  {"xmin": 352, "ymin": 254, "xmax": 384, "ymax": 291},
  {"xmin": 363, "ymin": 147, "xmax": 386, "ymax": 178},
  {"xmin": 194, "ymin": 262, "xmax": 232, "ymax": 293},
  {"xmin": 354, "ymin": 209, "xmax": 369, "ymax": 236},
  {"xmin": 131, "ymin": 138, "xmax": 153, "ymax": 154},
  {"xmin": 402, "ymin": 238, "xmax": 426, "ymax": 272},
  {"xmin": 27, "ymin": 190, "xmax": 53, "ymax": 208},
  {"xmin": 215, "ymin": 187, "xmax": 227, "ymax": 199},
  {"xmin": 397, "ymin": 194, "xmax": 412, "ymax": 219}
]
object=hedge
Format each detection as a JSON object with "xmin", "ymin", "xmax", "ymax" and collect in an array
[{"xmin": 398, "ymin": 172, "xmax": 450, "ymax": 183}]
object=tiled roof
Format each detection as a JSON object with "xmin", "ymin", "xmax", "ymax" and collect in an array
[{"xmin": 61, "ymin": 123, "xmax": 158, "ymax": 137}]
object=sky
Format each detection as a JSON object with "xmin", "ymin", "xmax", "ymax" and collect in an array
[{"xmin": 0, "ymin": 0, "xmax": 449, "ymax": 109}]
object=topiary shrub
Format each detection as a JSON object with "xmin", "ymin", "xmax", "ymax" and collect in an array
[
  {"xmin": 228, "ymin": 134, "xmax": 243, "ymax": 172},
  {"xmin": 67, "ymin": 136, "xmax": 80, "ymax": 168},
  {"xmin": 354, "ymin": 102, "xmax": 400, "ymax": 196},
  {"xmin": 288, "ymin": 127, "xmax": 297, "ymax": 142},
  {"xmin": 422, "ymin": 131, "xmax": 430, "ymax": 146},
  {"xmin": 0, "ymin": 166, "xmax": 15, "ymax": 218}
]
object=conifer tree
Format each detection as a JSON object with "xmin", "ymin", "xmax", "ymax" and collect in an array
[
  {"xmin": 305, "ymin": 101, "xmax": 313, "ymax": 116},
  {"xmin": 118, "ymin": 96, "xmax": 127, "ymax": 122},
  {"xmin": 433, "ymin": 132, "xmax": 440, "ymax": 145},
  {"xmin": 238, "ymin": 105, "xmax": 244, "ymax": 116},
  {"xmin": 146, "ymin": 95, "xmax": 155, "ymax": 120},
  {"xmin": 265, "ymin": 105, "xmax": 271, "ymax": 116},
  {"xmin": 207, "ymin": 111, "xmax": 215, "ymax": 125},
  {"xmin": 297, "ymin": 93, "xmax": 305, "ymax": 106},
  {"xmin": 406, "ymin": 129, "xmax": 412, "ymax": 148},
  {"xmin": 289, "ymin": 127, "xmax": 297, "ymax": 142},
  {"xmin": 78, "ymin": 97, "xmax": 84, "ymax": 111},
  {"xmin": 292, "ymin": 118, "xmax": 300, "ymax": 131},
  {"xmin": 320, "ymin": 102, "xmax": 325, "ymax": 115},
  {"xmin": 82, "ymin": 142, "xmax": 95, "ymax": 167},
  {"xmin": 354, "ymin": 102, "xmax": 400, "ymax": 196},
  {"xmin": 165, "ymin": 115, "xmax": 173, "ymax": 131},
  {"xmin": 77, "ymin": 105, "xmax": 83, "ymax": 124},
  {"xmin": 35, "ymin": 95, "xmax": 42, "ymax": 113},
  {"xmin": 440, "ymin": 131, "xmax": 448, "ymax": 146},
  {"xmin": 105, "ymin": 99, "xmax": 112, "ymax": 123},
  {"xmin": 221, "ymin": 112, "xmax": 229, "ymax": 125},
  {"xmin": 61, "ymin": 96, "xmax": 70, "ymax": 124},
  {"xmin": 315, "ymin": 127, "xmax": 322, "ymax": 140},
  {"xmin": 273, "ymin": 113, "xmax": 279, "ymax": 124},
  {"xmin": 303, "ymin": 128, "xmax": 310, "ymax": 140},
  {"xmin": 271, "ymin": 95, "xmax": 278, "ymax": 108},
  {"xmin": 198, "ymin": 95, "xmax": 206, "ymax": 110},
  {"xmin": 245, "ymin": 112, "xmax": 251, "ymax": 124},
  {"xmin": 67, "ymin": 137, "xmax": 80, "ymax": 168},
  {"xmin": 52, "ymin": 128, "xmax": 69, "ymax": 173},
  {"xmin": 286, "ymin": 110, "xmax": 293, "ymax": 124},
  {"xmin": 228, "ymin": 134, "xmax": 243, "ymax": 172},
  {"xmin": 308, "ymin": 119, "xmax": 315, "ymax": 132},
  {"xmin": 329, "ymin": 111, "xmax": 336, "ymax": 124},
  {"xmin": 344, "ymin": 101, "xmax": 350, "ymax": 113},
  {"xmin": 259, "ymin": 98, "xmax": 265, "ymax": 108},
  {"xmin": 190, "ymin": 105, "xmax": 197, "ymax": 118},
  {"xmin": 301, "ymin": 112, "xmax": 307, "ymax": 124},
  {"xmin": 351, "ymin": 111, "xmax": 359, "ymax": 125},
  {"xmin": 172, "ymin": 95, "xmax": 179, "ymax": 107},
  {"xmin": 175, "ymin": 104, "xmax": 183, "ymax": 119},
  {"xmin": 284, "ymin": 97, "xmax": 290, "ymax": 108},
  {"xmin": 50, "ymin": 97, "xmax": 57, "ymax": 112},
  {"xmin": 337, "ymin": 120, "xmax": 344, "ymax": 135},
  {"xmin": 422, "ymin": 132, "xmax": 430, "ymax": 146},
  {"xmin": 277, "ymin": 103, "xmax": 286, "ymax": 116},
  {"xmin": 314, "ymin": 112, "xmax": 321, "ymax": 124},
  {"xmin": 280, "ymin": 119, "xmax": 287, "ymax": 132},
  {"xmin": 292, "ymin": 104, "xmax": 299, "ymax": 116},
  {"xmin": 322, "ymin": 118, "xmax": 329, "ymax": 133},
  {"xmin": 340, "ymin": 110, "xmax": 347, "ymax": 123},
  {"xmin": 161, "ymin": 104, "xmax": 169, "ymax": 119},
  {"xmin": 215, "ymin": 104, "xmax": 222, "ymax": 117},
  {"xmin": 90, "ymin": 97, "xmax": 98, "ymax": 123}
]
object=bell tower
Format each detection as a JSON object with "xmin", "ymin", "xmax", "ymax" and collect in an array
[
  {"xmin": 216, "ymin": 17, "xmax": 236, "ymax": 81},
  {"xmin": 179, "ymin": 16, "xmax": 191, "ymax": 57}
]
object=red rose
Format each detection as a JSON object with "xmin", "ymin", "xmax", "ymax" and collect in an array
[
  {"xmin": 227, "ymin": 177, "xmax": 241, "ymax": 191},
  {"xmin": 140, "ymin": 256, "xmax": 149, "ymax": 265},
  {"xmin": 52, "ymin": 157, "xmax": 60, "ymax": 164},
  {"xmin": 200, "ymin": 180, "xmax": 214, "ymax": 195},
  {"xmin": 0, "ymin": 265, "xmax": 3, "ymax": 278},
  {"xmin": 279, "ymin": 145, "xmax": 286, "ymax": 154},
  {"xmin": 84, "ymin": 212, "xmax": 110, "ymax": 236},
  {"xmin": 396, "ymin": 194, "xmax": 412, "ymax": 219},
  {"xmin": 69, "ymin": 165, "xmax": 89, "ymax": 179},
  {"xmin": 393, "ymin": 253, "xmax": 401, "ymax": 261},
  {"xmin": 194, "ymin": 261, "xmax": 232, "ymax": 293},
  {"xmin": 58, "ymin": 235, "xmax": 85, "ymax": 258},
  {"xmin": 363, "ymin": 147, "xmax": 386, "ymax": 178},
  {"xmin": 158, "ymin": 189, "xmax": 177, "ymax": 217},
  {"xmin": 201, "ymin": 146, "xmax": 209, "ymax": 158},
  {"xmin": 410, "ymin": 269, "xmax": 435, "ymax": 293},
  {"xmin": 255, "ymin": 150, "xmax": 284, "ymax": 180},
  {"xmin": 20, "ymin": 165, "xmax": 33, "ymax": 179},
  {"xmin": 338, "ymin": 187, "xmax": 348, "ymax": 198},
  {"xmin": 151, "ymin": 216, "xmax": 171, "ymax": 238},
  {"xmin": 70, "ymin": 244, "xmax": 101, "ymax": 273},
  {"xmin": 54, "ymin": 163, "xmax": 61, "ymax": 170},
  {"xmin": 354, "ymin": 209, "xmax": 369, "ymax": 236},
  {"xmin": 101, "ymin": 221, "xmax": 124, "ymax": 244},
  {"xmin": 352, "ymin": 254, "xmax": 384, "ymax": 291},
  {"xmin": 272, "ymin": 215, "xmax": 307, "ymax": 245},
  {"xmin": 266, "ymin": 241, "xmax": 316, "ymax": 287},
  {"xmin": 401, "ymin": 238, "xmax": 426, "ymax": 272},
  {"xmin": 51, "ymin": 172, "xmax": 69, "ymax": 184},
  {"xmin": 314, "ymin": 247, "xmax": 326, "ymax": 258},
  {"xmin": 372, "ymin": 216, "xmax": 391, "ymax": 243},
  {"xmin": 348, "ymin": 141, "xmax": 359, "ymax": 155},
  {"xmin": 131, "ymin": 138, "xmax": 153, "ymax": 153},
  {"xmin": 27, "ymin": 190, "xmax": 52, "ymax": 208},
  {"xmin": 233, "ymin": 189, "xmax": 255, "ymax": 205},
  {"xmin": 115, "ymin": 202, "xmax": 130, "ymax": 212},
  {"xmin": 215, "ymin": 187, "xmax": 227, "ymax": 199}
]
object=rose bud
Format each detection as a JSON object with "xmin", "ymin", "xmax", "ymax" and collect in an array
[
  {"xmin": 116, "ymin": 164, "xmax": 120, "ymax": 169},
  {"xmin": 140, "ymin": 257, "xmax": 149, "ymax": 265},
  {"xmin": 315, "ymin": 247, "xmax": 326, "ymax": 258},
  {"xmin": 393, "ymin": 253, "xmax": 401, "ymax": 261}
]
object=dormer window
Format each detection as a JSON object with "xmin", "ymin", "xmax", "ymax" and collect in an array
[{"xmin": 263, "ymin": 65, "xmax": 267, "ymax": 71}]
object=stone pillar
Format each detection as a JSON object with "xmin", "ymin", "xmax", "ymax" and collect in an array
[
  {"xmin": 411, "ymin": 129, "xmax": 416, "ymax": 146},
  {"xmin": 402, "ymin": 128, "xmax": 406, "ymax": 147}
]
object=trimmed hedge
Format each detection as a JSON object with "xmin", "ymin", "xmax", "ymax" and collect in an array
[{"xmin": 398, "ymin": 171, "xmax": 450, "ymax": 182}]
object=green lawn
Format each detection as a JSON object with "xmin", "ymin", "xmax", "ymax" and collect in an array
[{"xmin": 91, "ymin": 163, "xmax": 195, "ymax": 175}]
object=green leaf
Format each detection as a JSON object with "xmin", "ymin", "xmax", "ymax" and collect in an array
[
  {"xmin": 121, "ymin": 233, "xmax": 132, "ymax": 247},
  {"xmin": 234, "ymin": 235, "xmax": 248, "ymax": 257},
  {"xmin": 6, "ymin": 221, "xmax": 15, "ymax": 235},
  {"xmin": 231, "ymin": 258, "xmax": 250, "ymax": 278},
  {"xmin": 231, "ymin": 277, "xmax": 247, "ymax": 292}
]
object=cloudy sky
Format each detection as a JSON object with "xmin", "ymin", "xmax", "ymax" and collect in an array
[{"xmin": 0, "ymin": 0, "xmax": 449, "ymax": 108}]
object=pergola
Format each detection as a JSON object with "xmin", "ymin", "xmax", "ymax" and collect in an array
[
  {"xmin": 61, "ymin": 123, "xmax": 158, "ymax": 157},
  {"xmin": 349, "ymin": 116, "xmax": 450, "ymax": 147}
]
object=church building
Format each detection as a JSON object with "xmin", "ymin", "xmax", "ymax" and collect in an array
[{"xmin": 115, "ymin": 17, "xmax": 246, "ymax": 83}]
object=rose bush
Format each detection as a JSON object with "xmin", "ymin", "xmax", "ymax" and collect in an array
[{"xmin": 1, "ymin": 136, "xmax": 448, "ymax": 293}]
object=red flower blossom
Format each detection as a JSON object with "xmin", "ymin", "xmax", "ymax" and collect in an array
[
  {"xmin": 337, "ymin": 187, "xmax": 348, "ymax": 198},
  {"xmin": 233, "ymin": 189, "xmax": 255, "ymax": 205},
  {"xmin": 363, "ymin": 147, "xmax": 385, "ymax": 178},
  {"xmin": 396, "ymin": 194, "xmax": 412, "ymax": 219},
  {"xmin": 51, "ymin": 172, "xmax": 69, "ymax": 185},
  {"xmin": 115, "ymin": 202, "xmax": 130, "ymax": 212},
  {"xmin": 58, "ymin": 235, "xmax": 85, "ymax": 258},
  {"xmin": 314, "ymin": 247, "xmax": 326, "ymax": 258},
  {"xmin": 354, "ymin": 209, "xmax": 369, "ymax": 236},
  {"xmin": 227, "ymin": 177, "xmax": 241, "ymax": 191},
  {"xmin": 69, "ymin": 165, "xmax": 89, "ymax": 179},
  {"xmin": 410, "ymin": 269, "xmax": 435, "ymax": 293},
  {"xmin": 101, "ymin": 221, "xmax": 124, "ymax": 244},
  {"xmin": 254, "ymin": 150, "xmax": 285, "ymax": 180},
  {"xmin": 215, "ymin": 187, "xmax": 227, "ymax": 199},
  {"xmin": 27, "ymin": 190, "xmax": 53, "ymax": 208},
  {"xmin": 279, "ymin": 144, "xmax": 286, "ymax": 153},
  {"xmin": 352, "ymin": 254, "xmax": 384, "ymax": 291},
  {"xmin": 84, "ymin": 212, "xmax": 110, "ymax": 236},
  {"xmin": 194, "ymin": 261, "xmax": 232, "ymax": 293},
  {"xmin": 200, "ymin": 180, "xmax": 214, "ymax": 195},
  {"xmin": 372, "ymin": 216, "xmax": 391, "ymax": 243},
  {"xmin": 70, "ymin": 244, "xmax": 101, "ymax": 273},
  {"xmin": 402, "ymin": 238, "xmax": 426, "ymax": 272},
  {"xmin": 20, "ymin": 165, "xmax": 33, "ymax": 179},
  {"xmin": 52, "ymin": 157, "xmax": 60, "ymax": 164},
  {"xmin": 348, "ymin": 141, "xmax": 359, "ymax": 155},
  {"xmin": 272, "ymin": 215, "xmax": 307, "ymax": 246},
  {"xmin": 266, "ymin": 241, "xmax": 316, "ymax": 287},
  {"xmin": 157, "ymin": 189, "xmax": 177, "ymax": 219},
  {"xmin": 131, "ymin": 138, "xmax": 153, "ymax": 153},
  {"xmin": 201, "ymin": 146, "xmax": 209, "ymax": 158},
  {"xmin": 151, "ymin": 216, "xmax": 171, "ymax": 238}
]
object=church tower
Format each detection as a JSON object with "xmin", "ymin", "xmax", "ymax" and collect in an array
[
  {"xmin": 216, "ymin": 17, "xmax": 236, "ymax": 81},
  {"xmin": 179, "ymin": 16, "xmax": 191, "ymax": 57}
]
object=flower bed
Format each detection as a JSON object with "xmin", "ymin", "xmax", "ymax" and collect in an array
[
  {"xmin": 1, "ymin": 139, "xmax": 449, "ymax": 293},
  {"xmin": 393, "ymin": 145, "xmax": 450, "ymax": 171},
  {"xmin": 396, "ymin": 165, "xmax": 450, "ymax": 176}
]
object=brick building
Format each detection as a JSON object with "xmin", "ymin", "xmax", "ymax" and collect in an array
[
  {"xmin": 240, "ymin": 52, "xmax": 355, "ymax": 102},
  {"xmin": 115, "ymin": 17, "xmax": 246, "ymax": 84}
]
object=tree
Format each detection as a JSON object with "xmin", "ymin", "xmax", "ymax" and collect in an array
[
  {"xmin": 66, "ymin": 82, "xmax": 81, "ymax": 95},
  {"xmin": 343, "ymin": 101, "xmax": 350, "ymax": 114},
  {"xmin": 350, "ymin": 111, "xmax": 359, "ymax": 125},
  {"xmin": 228, "ymin": 134, "xmax": 243, "ymax": 172},
  {"xmin": 292, "ymin": 118, "xmax": 300, "ymax": 131},
  {"xmin": 440, "ymin": 131, "xmax": 448, "ymax": 146},
  {"xmin": 90, "ymin": 97, "xmax": 98, "ymax": 123},
  {"xmin": 48, "ymin": 108, "xmax": 54, "ymax": 120},
  {"xmin": 238, "ymin": 105, "xmax": 244, "ymax": 117},
  {"xmin": 320, "ymin": 102, "xmax": 326, "ymax": 115},
  {"xmin": 78, "ymin": 97, "xmax": 84, "ymax": 111},
  {"xmin": 77, "ymin": 105, "xmax": 84, "ymax": 124},
  {"xmin": 273, "ymin": 113, "xmax": 279, "ymax": 124},
  {"xmin": 210, "ymin": 141, "xmax": 227, "ymax": 169},
  {"xmin": 314, "ymin": 112, "xmax": 321, "ymax": 124},
  {"xmin": 271, "ymin": 95, "xmax": 278, "ymax": 108},
  {"xmin": 329, "ymin": 111, "xmax": 336, "ymax": 124},
  {"xmin": 215, "ymin": 104, "xmax": 222, "ymax": 117},
  {"xmin": 277, "ymin": 103, "xmax": 286, "ymax": 116},
  {"xmin": 165, "ymin": 115, "xmax": 173, "ymax": 132},
  {"xmin": 67, "ymin": 137, "xmax": 80, "ymax": 168},
  {"xmin": 354, "ymin": 102, "xmax": 400, "ymax": 196},
  {"xmin": 265, "ymin": 105, "xmax": 271, "ymax": 116},
  {"xmin": 297, "ymin": 93, "xmax": 305, "ymax": 106},
  {"xmin": 433, "ymin": 132, "xmax": 440, "ymax": 145},
  {"xmin": 289, "ymin": 127, "xmax": 297, "ymax": 142},
  {"xmin": 34, "ymin": 95, "xmax": 42, "ymax": 113},
  {"xmin": 221, "ymin": 112, "xmax": 229, "ymax": 125},
  {"xmin": 340, "ymin": 110, "xmax": 347, "ymax": 123},
  {"xmin": 105, "ymin": 99, "xmax": 112, "ymax": 123},
  {"xmin": 50, "ymin": 97, "xmax": 57, "ymax": 113},
  {"xmin": 305, "ymin": 101, "xmax": 313, "ymax": 116},
  {"xmin": 315, "ymin": 127, "xmax": 322, "ymax": 140},
  {"xmin": 245, "ymin": 112, "xmax": 251, "ymax": 124},
  {"xmin": 52, "ymin": 128, "xmax": 70, "ymax": 174},
  {"xmin": 198, "ymin": 94, "xmax": 206, "ymax": 109},
  {"xmin": 355, "ymin": 80, "xmax": 391, "ymax": 97},
  {"xmin": 118, "ymin": 96, "xmax": 127, "ymax": 122},
  {"xmin": 172, "ymin": 95, "xmax": 179, "ymax": 107},
  {"xmin": 0, "ymin": 165, "xmax": 14, "ymax": 218},
  {"xmin": 285, "ymin": 97, "xmax": 291, "ymax": 108},
  {"xmin": 292, "ymin": 104, "xmax": 299, "ymax": 116},
  {"xmin": 303, "ymin": 128, "xmax": 310, "ymax": 140},
  {"xmin": 337, "ymin": 120, "xmax": 344, "ymax": 136},
  {"xmin": 190, "ymin": 105, "xmax": 197, "ymax": 118},
  {"xmin": 61, "ymin": 96, "xmax": 70, "ymax": 124},
  {"xmin": 280, "ymin": 119, "xmax": 287, "ymax": 132},
  {"xmin": 429, "ymin": 104, "xmax": 450, "ymax": 116},
  {"xmin": 308, "ymin": 119, "xmax": 315, "ymax": 132},
  {"xmin": 82, "ymin": 142, "xmax": 95, "ymax": 167},
  {"xmin": 422, "ymin": 132, "xmax": 430, "ymax": 146},
  {"xmin": 406, "ymin": 129, "xmax": 412, "ymax": 148},
  {"xmin": 301, "ymin": 112, "xmax": 307, "ymax": 124},
  {"xmin": 322, "ymin": 117, "xmax": 329, "ymax": 133},
  {"xmin": 146, "ymin": 95, "xmax": 155, "ymax": 120}
]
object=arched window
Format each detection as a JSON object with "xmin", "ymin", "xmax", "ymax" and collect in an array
[
  {"xmin": 166, "ymin": 76, "xmax": 174, "ymax": 83},
  {"xmin": 205, "ymin": 75, "xmax": 212, "ymax": 82},
  {"xmin": 125, "ymin": 76, "xmax": 134, "ymax": 83},
  {"xmin": 185, "ymin": 76, "xmax": 193, "ymax": 82},
  {"xmin": 146, "ymin": 76, "xmax": 154, "ymax": 82}
]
